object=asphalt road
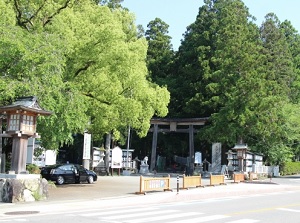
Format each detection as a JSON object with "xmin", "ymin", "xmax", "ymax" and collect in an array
[{"xmin": 1, "ymin": 176, "xmax": 300, "ymax": 223}]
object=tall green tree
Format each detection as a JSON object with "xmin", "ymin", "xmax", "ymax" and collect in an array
[
  {"xmin": 280, "ymin": 20, "xmax": 300, "ymax": 161},
  {"xmin": 172, "ymin": 0, "xmax": 263, "ymax": 134},
  {"xmin": 170, "ymin": 0, "xmax": 298, "ymax": 165},
  {"xmin": 281, "ymin": 20, "xmax": 300, "ymax": 103},
  {"xmin": 0, "ymin": 0, "xmax": 170, "ymax": 150},
  {"xmin": 145, "ymin": 18, "xmax": 174, "ymax": 86},
  {"xmin": 253, "ymin": 13, "xmax": 298, "ymax": 164}
]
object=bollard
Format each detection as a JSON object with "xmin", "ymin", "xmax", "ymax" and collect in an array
[{"xmin": 177, "ymin": 175, "xmax": 179, "ymax": 194}]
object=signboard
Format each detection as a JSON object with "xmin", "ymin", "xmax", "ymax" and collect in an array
[
  {"xmin": 194, "ymin": 152, "xmax": 202, "ymax": 164},
  {"xmin": 149, "ymin": 179, "xmax": 165, "ymax": 189},
  {"xmin": 111, "ymin": 146, "xmax": 122, "ymax": 168},
  {"xmin": 45, "ymin": 150, "xmax": 57, "ymax": 165},
  {"xmin": 83, "ymin": 133, "xmax": 91, "ymax": 159}
]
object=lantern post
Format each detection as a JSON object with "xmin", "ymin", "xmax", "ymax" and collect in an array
[
  {"xmin": 232, "ymin": 142, "xmax": 249, "ymax": 172},
  {"xmin": 0, "ymin": 96, "xmax": 52, "ymax": 174}
]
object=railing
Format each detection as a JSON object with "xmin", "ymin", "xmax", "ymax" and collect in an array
[
  {"xmin": 233, "ymin": 173, "xmax": 245, "ymax": 183},
  {"xmin": 249, "ymin": 172, "xmax": 258, "ymax": 181},
  {"xmin": 209, "ymin": 174, "xmax": 226, "ymax": 186},
  {"xmin": 136, "ymin": 175, "xmax": 172, "ymax": 195},
  {"xmin": 182, "ymin": 174, "xmax": 203, "ymax": 189}
]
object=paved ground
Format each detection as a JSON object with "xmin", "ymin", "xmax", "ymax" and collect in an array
[{"xmin": 45, "ymin": 174, "xmax": 300, "ymax": 203}]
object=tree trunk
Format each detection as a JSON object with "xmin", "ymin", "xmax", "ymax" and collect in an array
[{"xmin": 104, "ymin": 133, "xmax": 111, "ymax": 176}]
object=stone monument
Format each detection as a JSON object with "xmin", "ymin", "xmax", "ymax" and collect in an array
[
  {"xmin": 211, "ymin": 142, "xmax": 222, "ymax": 173},
  {"xmin": 139, "ymin": 156, "xmax": 149, "ymax": 174}
]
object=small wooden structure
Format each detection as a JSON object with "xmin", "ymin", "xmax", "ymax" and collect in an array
[
  {"xmin": 233, "ymin": 173, "xmax": 245, "ymax": 183},
  {"xmin": 209, "ymin": 174, "xmax": 226, "ymax": 186},
  {"xmin": 181, "ymin": 174, "xmax": 203, "ymax": 190},
  {"xmin": 136, "ymin": 175, "xmax": 172, "ymax": 195},
  {"xmin": 0, "ymin": 96, "xmax": 52, "ymax": 174}
]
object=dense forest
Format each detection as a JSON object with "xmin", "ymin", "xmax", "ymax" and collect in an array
[{"xmin": 1, "ymin": 0, "xmax": 300, "ymax": 168}]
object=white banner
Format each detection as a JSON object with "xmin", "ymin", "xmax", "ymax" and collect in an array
[{"xmin": 83, "ymin": 133, "xmax": 91, "ymax": 159}]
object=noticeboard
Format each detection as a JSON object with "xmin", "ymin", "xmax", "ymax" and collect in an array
[{"xmin": 111, "ymin": 146, "xmax": 122, "ymax": 168}]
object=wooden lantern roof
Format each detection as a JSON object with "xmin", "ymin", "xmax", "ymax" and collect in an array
[{"xmin": 0, "ymin": 96, "xmax": 52, "ymax": 116}]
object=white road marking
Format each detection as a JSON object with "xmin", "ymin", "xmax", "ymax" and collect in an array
[
  {"xmin": 80, "ymin": 207, "xmax": 158, "ymax": 217},
  {"xmin": 169, "ymin": 214, "xmax": 229, "ymax": 223},
  {"xmin": 277, "ymin": 208, "xmax": 300, "ymax": 213},
  {"xmin": 120, "ymin": 212, "xmax": 202, "ymax": 223},
  {"xmin": 226, "ymin": 219, "xmax": 260, "ymax": 223},
  {"xmin": 101, "ymin": 209, "xmax": 178, "ymax": 220}
]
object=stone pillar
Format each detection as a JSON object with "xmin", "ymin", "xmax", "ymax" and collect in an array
[
  {"xmin": 11, "ymin": 136, "xmax": 29, "ymax": 174},
  {"xmin": 150, "ymin": 124, "xmax": 158, "ymax": 172},
  {"xmin": 211, "ymin": 143, "xmax": 222, "ymax": 173}
]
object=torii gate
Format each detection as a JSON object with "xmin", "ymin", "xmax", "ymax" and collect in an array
[{"xmin": 149, "ymin": 117, "xmax": 208, "ymax": 172}]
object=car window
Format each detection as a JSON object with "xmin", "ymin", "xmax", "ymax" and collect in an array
[
  {"xmin": 58, "ymin": 164, "xmax": 73, "ymax": 171},
  {"xmin": 77, "ymin": 165, "xmax": 86, "ymax": 172}
]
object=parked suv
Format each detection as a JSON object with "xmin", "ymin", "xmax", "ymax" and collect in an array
[{"xmin": 41, "ymin": 163, "xmax": 97, "ymax": 185}]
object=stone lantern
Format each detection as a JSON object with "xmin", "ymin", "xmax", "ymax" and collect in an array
[
  {"xmin": 232, "ymin": 142, "xmax": 249, "ymax": 172},
  {"xmin": 226, "ymin": 149, "xmax": 234, "ymax": 171},
  {"xmin": 0, "ymin": 96, "xmax": 52, "ymax": 174}
]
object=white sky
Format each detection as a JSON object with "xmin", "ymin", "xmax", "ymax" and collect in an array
[{"xmin": 122, "ymin": 0, "xmax": 300, "ymax": 50}]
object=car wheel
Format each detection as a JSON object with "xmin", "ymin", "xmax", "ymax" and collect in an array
[
  {"xmin": 87, "ymin": 175, "xmax": 94, "ymax": 184},
  {"xmin": 56, "ymin": 175, "xmax": 65, "ymax": 185}
]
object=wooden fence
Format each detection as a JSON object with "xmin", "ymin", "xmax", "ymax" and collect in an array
[
  {"xmin": 209, "ymin": 174, "xmax": 226, "ymax": 186},
  {"xmin": 136, "ymin": 175, "xmax": 172, "ymax": 195},
  {"xmin": 233, "ymin": 173, "xmax": 245, "ymax": 183},
  {"xmin": 249, "ymin": 172, "xmax": 258, "ymax": 181},
  {"xmin": 181, "ymin": 174, "xmax": 203, "ymax": 190}
]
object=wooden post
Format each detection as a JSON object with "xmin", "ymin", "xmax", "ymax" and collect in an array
[
  {"xmin": 188, "ymin": 125, "xmax": 194, "ymax": 175},
  {"xmin": 150, "ymin": 124, "xmax": 158, "ymax": 172},
  {"xmin": 11, "ymin": 136, "xmax": 29, "ymax": 174}
]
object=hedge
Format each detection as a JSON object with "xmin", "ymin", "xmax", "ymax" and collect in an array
[{"xmin": 281, "ymin": 162, "xmax": 300, "ymax": 176}]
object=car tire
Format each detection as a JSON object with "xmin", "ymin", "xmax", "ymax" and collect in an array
[
  {"xmin": 87, "ymin": 175, "xmax": 94, "ymax": 184},
  {"xmin": 56, "ymin": 175, "xmax": 65, "ymax": 185}
]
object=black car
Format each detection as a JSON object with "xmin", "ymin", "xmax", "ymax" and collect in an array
[{"xmin": 41, "ymin": 163, "xmax": 97, "ymax": 185}]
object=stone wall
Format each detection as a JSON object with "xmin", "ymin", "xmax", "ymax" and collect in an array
[{"xmin": 0, "ymin": 178, "xmax": 49, "ymax": 203}]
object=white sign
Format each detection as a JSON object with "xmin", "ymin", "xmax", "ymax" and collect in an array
[
  {"xmin": 195, "ymin": 152, "xmax": 202, "ymax": 164},
  {"xmin": 45, "ymin": 150, "xmax": 57, "ymax": 165},
  {"xmin": 111, "ymin": 146, "xmax": 122, "ymax": 168},
  {"xmin": 83, "ymin": 133, "xmax": 91, "ymax": 159}
]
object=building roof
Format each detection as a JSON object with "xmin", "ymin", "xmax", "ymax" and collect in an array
[{"xmin": 0, "ymin": 96, "xmax": 52, "ymax": 116}]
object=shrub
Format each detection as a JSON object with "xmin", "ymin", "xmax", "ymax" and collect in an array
[
  {"xmin": 281, "ymin": 162, "xmax": 300, "ymax": 176},
  {"xmin": 26, "ymin": 164, "xmax": 41, "ymax": 174}
]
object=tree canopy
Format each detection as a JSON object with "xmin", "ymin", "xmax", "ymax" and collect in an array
[
  {"xmin": 2, "ymin": 0, "xmax": 300, "ymax": 167},
  {"xmin": 148, "ymin": 0, "xmax": 300, "ymax": 165},
  {"xmin": 0, "ymin": 0, "xmax": 170, "ymax": 149}
]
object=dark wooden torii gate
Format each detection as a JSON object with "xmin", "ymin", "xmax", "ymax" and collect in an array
[{"xmin": 149, "ymin": 117, "xmax": 208, "ymax": 172}]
